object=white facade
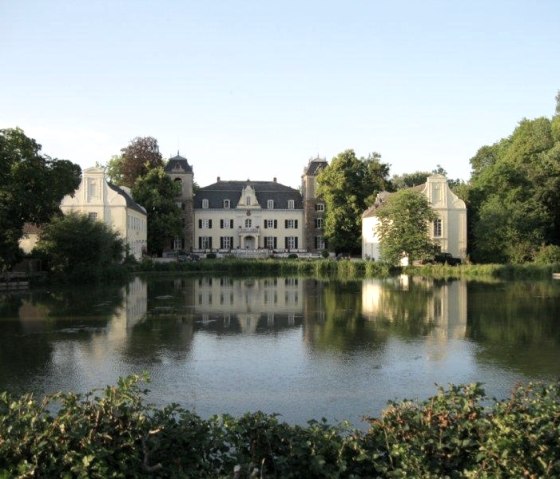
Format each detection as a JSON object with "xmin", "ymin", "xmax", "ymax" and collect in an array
[
  {"xmin": 193, "ymin": 180, "xmax": 304, "ymax": 253},
  {"xmin": 60, "ymin": 167, "xmax": 147, "ymax": 260},
  {"xmin": 362, "ymin": 175, "xmax": 467, "ymax": 261}
]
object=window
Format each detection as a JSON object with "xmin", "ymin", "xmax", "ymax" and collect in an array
[
  {"xmin": 88, "ymin": 212, "xmax": 97, "ymax": 221},
  {"xmin": 176, "ymin": 201, "xmax": 183, "ymax": 209},
  {"xmin": 199, "ymin": 219, "xmax": 212, "ymax": 229},
  {"xmin": 87, "ymin": 178, "xmax": 99, "ymax": 202},
  {"xmin": 246, "ymin": 196, "xmax": 251, "ymax": 206},
  {"xmin": 288, "ymin": 199, "xmax": 294, "ymax": 209},
  {"xmin": 220, "ymin": 236, "xmax": 233, "ymax": 249},
  {"xmin": 199, "ymin": 236, "xmax": 212, "ymax": 249},
  {"xmin": 245, "ymin": 219, "xmax": 252, "ymax": 228},
  {"xmin": 267, "ymin": 199, "xmax": 274, "ymax": 209},
  {"xmin": 315, "ymin": 203, "xmax": 325, "ymax": 212},
  {"xmin": 264, "ymin": 236, "xmax": 277, "ymax": 249},
  {"xmin": 433, "ymin": 218, "xmax": 442, "ymax": 237},
  {"xmin": 315, "ymin": 218, "xmax": 324, "ymax": 228},
  {"xmin": 264, "ymin": 219, "xmax": 277, "ymax": 229},
  {"xmin": 173, "ymin": 237, "xmax": 183, "ymax": 250},
  {"xmin": 223, "ymin": 199, "xmax": 230, "ymax": 209},
  {"xmin": 202, "ymin": 199, "xmax": 209, "ymax": 209},
  {"xmin": 315, "ymin": 236, "xmax": 326, "ymax": 250},
  {"xmin": 220, "ymin": 219, "xmax": 233, "ymax": 229},
  {"xmin": 285, "ymin": 236, "xmax": 298, "ymax": 249},
  {"xmin": 285, "ymin": 219, "xmax": 298, "ymax": 229}
]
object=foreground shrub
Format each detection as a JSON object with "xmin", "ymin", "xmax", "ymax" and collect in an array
[{"xmin": 2, "ymin": 377, "xmax": 558, "ymax": 478}]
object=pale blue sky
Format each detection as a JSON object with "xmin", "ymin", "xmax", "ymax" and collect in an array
[{"xmin": 2, "ymin": 1, "xmax": 559, "ymax": 188}]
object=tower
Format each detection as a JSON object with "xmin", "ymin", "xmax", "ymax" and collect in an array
[
  {"xmin": 165, "ymin": 153, "xmax": 194, "ymax": 251},
  {"xmin": 301, "ymin": 156, "xmax": 328, "ymax": 252}
]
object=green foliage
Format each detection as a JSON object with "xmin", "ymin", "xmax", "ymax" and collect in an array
[
  {"xmin": 35, "ymin": 212, "xmax": 124, "ymax": 283},
  {"xmin": 0, "ymin": 128, "xmax": 81, "ymax": 269},
  {"xmin": 317, "ymin": 150, "xmax": 390, "ymax": 254},
  {"xmin": 120, "ymin": 136, "xmax": 164, "ymax": 188},
  {"xmin": 1, "ymin": 376, "xmax": 559, "ymax": 478},
  {"xmin": 377, "ymin": 189, "xmax": 438, "ymax": 265},
  {"xmin": 131, "ymin": 167, "xmax": 182, "ymax": 256},
  {"xmin": 534, "ymin": 244, "xmax": 560, "ymax": 264},
  {"xmin": 104, "ymin": 154, "xmax": 125, "ymax": 185},
  {"xmin": 468, "ymin": 106, "xmax": 560, "ymax": 263}
]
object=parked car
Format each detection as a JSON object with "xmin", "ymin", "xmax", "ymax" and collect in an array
[
  {"xmin": 177, "ymin": 253, "xmax": 199, "ymax": 262},
  {"xmin": 434, "ymin": 252, "xmax": 461, "ymax": 266}
]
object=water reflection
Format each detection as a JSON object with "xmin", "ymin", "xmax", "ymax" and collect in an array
[{"xmin": 1, "ymin": 275, "xmax": 560, "ymax": 425}]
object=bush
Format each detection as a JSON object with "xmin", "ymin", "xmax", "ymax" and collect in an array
[
  {"xmin": 1, "ymin": 377, "xmax": 559, "ymax": 478},
  {"xmin": 35, "ymin": 212, "xmax": 125, "ymax": 283},
  {"xmin": 534, "ymin": 244, "xmax": 560, "ymax": 264},
  {"xmin": 206, "ymin": 252, "xmax": 217, "ymax": 259}
]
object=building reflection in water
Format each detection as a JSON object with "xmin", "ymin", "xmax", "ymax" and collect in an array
[
  {"xmin": 361, "ymin": 276, "xmax": 467, "ymax": 360},
  {"xmin": 187, "ymin": 277, "xmax": 303, "ymax": 334}
]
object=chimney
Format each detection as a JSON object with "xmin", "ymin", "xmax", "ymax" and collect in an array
[
  {"xmin": 217, "ymin": 176, "xmax": 220, "ymax": 182},
  {"xmin": 273, "ymin": 177, "xmax": 277, "ymax": 183}
]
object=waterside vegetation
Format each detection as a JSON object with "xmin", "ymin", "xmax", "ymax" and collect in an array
[
  {"xmin": 1, "ymin": 375, "xmax": 558, "ymax": 478},
  {"xmin": 131, "ymin": 257, "xmax": 560, "ymax": 282}
]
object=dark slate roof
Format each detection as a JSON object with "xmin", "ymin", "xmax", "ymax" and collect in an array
[
  {"xmin": 108, "ymin": 183, "xmax": 147, "ymax": 215},
  {"xmin": 165, "ymin": 154, "xmax": 193, "ymax": 174},
  {"xmin": 195, "ymin": 180, "xmax": 303, "ymax": 209},
  {"xmin": 303, "ymin": 157, "xmax": 328, "ymax": 176}
]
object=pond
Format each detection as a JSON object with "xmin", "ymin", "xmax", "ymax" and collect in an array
[{"xmin": 1, "ymin": 274, "xmax": 559, "ymax": 428}]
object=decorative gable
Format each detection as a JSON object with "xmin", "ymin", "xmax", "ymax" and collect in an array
[{"xmin": 237, "ymin": 184, "xmax": 261, "ymax": 209}]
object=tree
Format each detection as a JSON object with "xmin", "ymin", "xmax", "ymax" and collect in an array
[
  {"xmin": 36, "ymin": 212, "xmax": 124, "ymax": 282},
  {"xmin": 467, "ymin": 108, "xmax": 560, "ymax": 262},
  {"xmin": 390, "ymin": 171, "xmax": 431, "ymax": 190},
  {"xmin": 131, "ymin": 167, "xmax": 182, "ymax": 256},
  {"xmin": 376, "ymin": 189, "xmax": 437, "ymax": 265},
  {"xmin": 0, "ymin": 128, "xmax": 81, "ymax": 269},
  {"xmin": 317, "ymin": 149, "xmax": 390, "ymax": 254},
  {"xmin": 119, "ymin": 137, "xmax": 164, "ymax": 187},
  {"xmin": 104, "ymin": 154, "xmax": 125, "ymax": 185}
]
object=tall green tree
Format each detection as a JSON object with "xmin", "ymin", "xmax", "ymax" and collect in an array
[
  {"xmin": 0, "ymin": 128, "xmax": 81, "ymax": 269},
  {"xmin": 131, "ymin": 167, "xmax": 182, "ymax": 256},
  {"xmin": 120, "ymin": 136, "xmax": 164, "ymax": 187},
  {"xmin": 36, "ymin": 212, "xmax": 124, "ymax": 282},
  {"xmin": 468, "ymin": 107, "xmax": 560, "ymax": 263},
  {"xmin": 317, "ymin": 149, "xmax": 390, "ymax": 254},
  {"xmin": 376, "ymin": 189, "xmax": 437, "ymax": 265}
]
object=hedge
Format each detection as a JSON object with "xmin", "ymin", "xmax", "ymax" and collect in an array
[{"xmin": 1, "ymin": 376, "xmax": 558, "ymax": 478}]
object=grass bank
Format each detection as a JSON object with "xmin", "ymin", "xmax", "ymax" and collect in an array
[
  {"xmin": 1, "ymin": 375, "xmax": 558, "ymax": 478},
  {"xmin": 131, "ymin": 258, "xmax": 560, "ymax": 281}
]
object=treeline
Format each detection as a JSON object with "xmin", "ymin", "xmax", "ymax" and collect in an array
[{"xmin": 1, "ymin": 375, "xmax": 558, "ymax": 478}]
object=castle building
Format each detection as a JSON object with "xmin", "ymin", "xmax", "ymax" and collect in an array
[{"xmin": 165, "ymin": 155, "xmax": 328, "ymax": 254}]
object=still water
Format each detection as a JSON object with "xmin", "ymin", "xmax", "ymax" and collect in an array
[{"xmin": 1, "ymin": 275, "xmax": 559, "ymax": 427}]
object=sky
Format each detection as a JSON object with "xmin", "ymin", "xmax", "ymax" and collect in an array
[{"xmin": 1, "ymin": 1, "xmax": 559, "ymax": 189}]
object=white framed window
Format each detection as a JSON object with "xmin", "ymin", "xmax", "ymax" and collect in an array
[
  {"xmin": 245, "ymin": 219, "xmax": 252, "ymax": 228},
  {"xmin": 223, "ymin": 199, "xmax": 230, "ymax": 209},
  {"xmin": 220, "ymin": 236, "xmax": 233, "ymax": 249},
  {"xmin": 315, "ymin": 203, "xmax": 325, "ymax": 212},
  {"xmin": 433, "ymin": 218, "xmax": 442, "ymax": 237},
  {"xmin": 288, "ymin": 199, "xmax": 294, "ymax": 209},
  {"xmin": 199, "ymin": 219, "xmax": 212, "ymax": 229},
  {"xmin": 173, "ymin": 237, "xmax": 182, "ymax": 250},
  {"xmin": 264, "ymin": 236, "xmax": 277, "ymax": 249},
  {"xmin": 315, "ymin": 218, "xmax": 323, "ymax": 228},
  {"xmin": 202, "ymin": 199, "xmax": 209, "ymax": 209},
  {"xmin": 221, "ymin": 219, "xmax": 233, "ymax": 229},
  {"xmin": 285, "ymin": 219, "xmax": 298, "ymax": 229},
  {"xmin": 88, "ymin": 212, "xmax": 97, "ymax": 221},
  {"xmin": 285, "ymin": 236, "xmax": 298, "ymax": 249},
  {"xmin": 265, "ymin": 219, "xmax": 277, "ymax": 229},
  {"xmin": 315, "ymin": 236, "xmax": 326, "ymax": 250},
  {"xmin": 199, "ymin": 236, "xmax": 212, "ymax": 249},
  {"xmin": 267, "ymin": 199, "xmax": 274, "ymax": 209}
]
